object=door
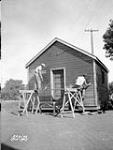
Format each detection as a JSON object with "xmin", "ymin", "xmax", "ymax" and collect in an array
[{"xmin": 51, "ymin": 69, "xmax": 64, "ymax": 102}]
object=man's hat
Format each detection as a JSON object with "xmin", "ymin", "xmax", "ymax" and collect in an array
[
  {"xmin": 83, "ymin": 73, "xmax": 87, "ymax": 77},
  {"xmin": 41, "ymin": 63, "xmax": 45, "ymax": 67}
]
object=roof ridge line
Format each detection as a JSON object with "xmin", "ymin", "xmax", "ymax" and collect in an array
[{"xmin": 25, "ymin": 37, "xmax": 108, "ymax": 72}]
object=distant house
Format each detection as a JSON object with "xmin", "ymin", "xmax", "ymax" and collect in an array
[{"xmin": 26, "ymin": 37, "xmax": 109, "ymax": 110}]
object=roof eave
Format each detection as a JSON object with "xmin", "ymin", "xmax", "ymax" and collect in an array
[
  {"xmin": 25, "ymin": 37, "xmax": 96, "ymax": 68},
  {"xmin": 25, "ymin": 37, "xmax": 58, "ymax": 68},
  {"xmin": 25, "ymin": 37, "xmax": 108, "ymax": 72}
]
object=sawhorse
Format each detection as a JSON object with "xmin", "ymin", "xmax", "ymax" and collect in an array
[
  {"xmin": 60, "ymin": 88, "xmax": 85, "ymax": 118},
  {"xmin": 19, "ymin": 90, "xmax": 41, "ymax": 116}
]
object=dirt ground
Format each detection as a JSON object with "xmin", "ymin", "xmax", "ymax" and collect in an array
[{"xmin": 1, "ymin": 101, "xmax": 113, "ymax": 150}]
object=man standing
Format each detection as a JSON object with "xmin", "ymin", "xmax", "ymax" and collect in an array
[{"xmin": 34, "ymin": 63, "xmax": 46, "ymax": 92}]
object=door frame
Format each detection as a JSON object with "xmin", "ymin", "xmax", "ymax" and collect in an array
[{"xmin": 50, "ymin": 67, "xmax": 66, "ymax": 97}]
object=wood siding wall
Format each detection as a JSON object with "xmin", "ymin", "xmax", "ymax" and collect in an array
[
  {"xmin": 28, "ymin": 41, "xmax": 96, "ymax": 106},
  {"xmin": 96, "ymin": 62, "xmax": 109, "ymax": 106}
]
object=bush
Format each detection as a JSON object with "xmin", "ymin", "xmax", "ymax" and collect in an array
[{"xmin": 1, "ymin": 79, "xmax": 25, "ymax": 100}]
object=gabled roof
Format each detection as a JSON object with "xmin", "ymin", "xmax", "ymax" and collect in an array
[{"xmin": 26, "ymin": 37, "xmax": 108, "ymax": 72}]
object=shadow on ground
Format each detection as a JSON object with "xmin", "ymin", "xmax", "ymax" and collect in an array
[{"xmin": 1, "ymin": 143, "xmax": 20, "ymax": 150}]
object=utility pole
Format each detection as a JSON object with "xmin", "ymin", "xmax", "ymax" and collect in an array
[
  {"xmin": 85, "ymin": 29, "xmax": 99, "ymax": 106},
  {"xmin": 85, "ymin": 29, "xmax": 99, "ymax": 55}
]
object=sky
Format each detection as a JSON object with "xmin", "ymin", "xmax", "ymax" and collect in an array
[{"xmin": 1, "ymin": 0, "xmax": 113, "ymax": 87}]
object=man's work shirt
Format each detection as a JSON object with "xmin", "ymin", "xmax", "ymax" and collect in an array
[
  {"xmin": 75, "ymin": 76, "xmax": 86, "ymax": 86},
  {"xmin": 35, "ymin": 65, "xmax": 43, "ymax": 81}
]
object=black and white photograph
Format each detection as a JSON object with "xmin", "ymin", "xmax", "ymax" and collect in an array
[{"xmin": 1, "ymin": 0, "xmax": 113, "ymax": 150}]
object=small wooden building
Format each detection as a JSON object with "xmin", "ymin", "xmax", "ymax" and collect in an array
[{"xmin": 26, "ymin": 37, "xmax": 109, "ymax": 110}]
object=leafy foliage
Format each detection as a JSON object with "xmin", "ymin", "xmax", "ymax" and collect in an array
[
  {"xmin": 103, "ymin": 20, "xmax": 113, "ymax": 60},
  {"xmin": 109, "ymin": 81, "xmax": 113, "ymax": 95},
  {"xmin": 1, "ymin": 79, "xmax": 25, "ymax": 100}
]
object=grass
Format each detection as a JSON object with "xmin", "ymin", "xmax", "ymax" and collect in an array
[{"xmin": 1, "ymin": 101, "xmax": 113, "ymax": 150}]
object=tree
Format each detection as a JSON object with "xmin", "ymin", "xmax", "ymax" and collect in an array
[
  {"xmin": 109, "ymin": 81, "xmax": 113, "ymax": 95},
  {"xmin": 1, "ymin": 79, "xmax": 25, "ymax": 100},
  {"xmin": 103, "ymin": 19, "xmax": 113, "ymax": 60}
]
